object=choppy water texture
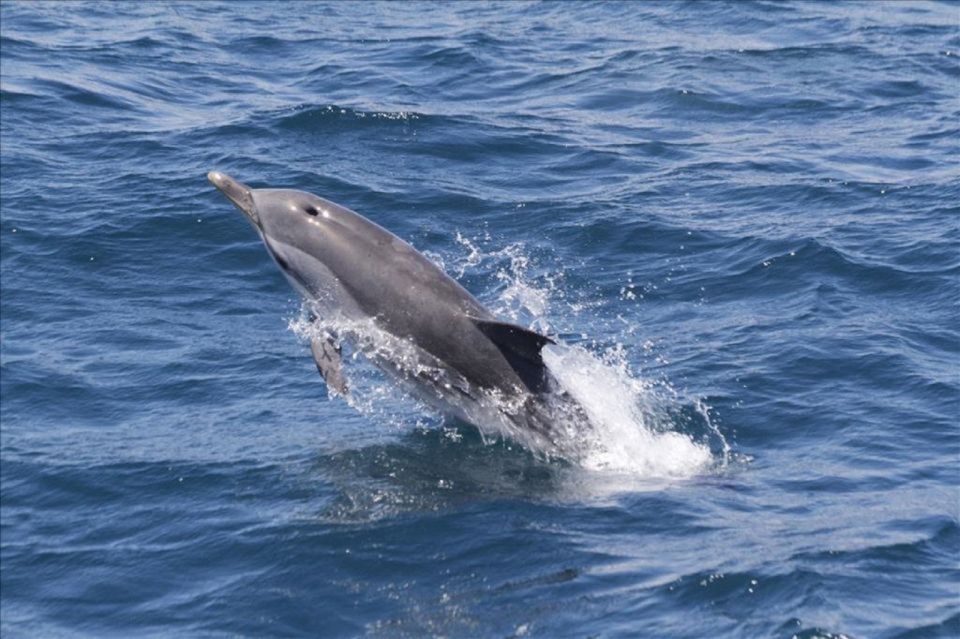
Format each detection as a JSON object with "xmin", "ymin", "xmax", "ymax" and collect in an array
[{"xmin": 2, "ymin": 1, "xmax": 959, "ymax": 637}]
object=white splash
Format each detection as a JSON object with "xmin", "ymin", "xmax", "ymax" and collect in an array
[{"xmin": 543, "ymin": 345, "xmax": 714, "ymax": 478}]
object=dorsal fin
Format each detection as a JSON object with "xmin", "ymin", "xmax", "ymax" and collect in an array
[{"xmin": 472, "ymin": 319, "xmax": 555, "ymax": 393}]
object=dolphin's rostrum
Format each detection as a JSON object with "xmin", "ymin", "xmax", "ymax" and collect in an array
[{"xmin": 208, "ymin": 171, "xmax": 585, "ymax": 450}]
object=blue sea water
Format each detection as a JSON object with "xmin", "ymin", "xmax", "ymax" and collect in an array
[{"xmin": 1, "ymin": 1, "xmax": 959, "ymax": 637}]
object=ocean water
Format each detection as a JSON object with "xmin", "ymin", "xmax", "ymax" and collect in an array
[{"xmin": 1, "ymin": 1, "xmax": 958, "ymax": 637}]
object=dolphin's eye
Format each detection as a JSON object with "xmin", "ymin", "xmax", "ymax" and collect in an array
[{"xmin": 305, "ymin": 205, "xmax": 319, "ymax": 217}]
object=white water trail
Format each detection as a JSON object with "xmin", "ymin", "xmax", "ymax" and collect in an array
[
  {"xmin": 543, "ymin": 345, "xmax": 714, "ymax": 478},
  {"xmin": 473, "ymin": 236, "xmax": 725, "ymax": 478}
]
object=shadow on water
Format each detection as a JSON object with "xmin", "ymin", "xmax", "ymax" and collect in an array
[{"xmin": 313, "ymin": 423, "xmax": 572, "ymax": 522}]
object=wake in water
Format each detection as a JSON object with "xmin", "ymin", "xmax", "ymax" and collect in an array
[{"xmin": 290, "ymin": 234, "xmax": 729, "ymax": 479}]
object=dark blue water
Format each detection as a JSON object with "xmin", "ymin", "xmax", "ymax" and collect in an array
[{"xmin": 2, "ymin": 2, "xmax": 958, "ymax": 637}]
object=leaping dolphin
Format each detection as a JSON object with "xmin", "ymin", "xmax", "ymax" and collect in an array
[{"xmin": 208, "ymin": 171, "xmax": 585, "ymax": 451}]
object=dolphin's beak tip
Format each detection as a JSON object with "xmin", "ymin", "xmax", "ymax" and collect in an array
[{"xmin": 208, "ymin": 171, "xmax": 258, "ymax": 226}]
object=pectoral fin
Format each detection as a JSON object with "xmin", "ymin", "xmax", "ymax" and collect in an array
[
  {"xmin": 472, "ymin": 319, "xmax": 555, "ymax": 393},
  {"xmin": 310, "ymin": 335, "xmax": 348, "ymax": 397}
]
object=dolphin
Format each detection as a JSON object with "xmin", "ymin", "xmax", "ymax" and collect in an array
[{"xmin": 208, "ymin": 171, "xmax": 585, "ymax": 451}]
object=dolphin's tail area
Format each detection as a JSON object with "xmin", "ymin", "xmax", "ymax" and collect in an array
[{"xmin": 471, "ymin": 318, "xmax": 593, "ymax": 452}]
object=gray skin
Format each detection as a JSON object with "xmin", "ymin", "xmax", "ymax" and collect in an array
[{"xmin": 208, "ymin": 172, "xmax": 566, "ymax": 435}]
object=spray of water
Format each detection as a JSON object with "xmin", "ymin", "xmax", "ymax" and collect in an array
[
  {"xmin": 542, "ymin": 346, "xmax": 716, "ymax": 476},
  {"xmin": 289, "ymin": 234, "xmax": 729, "ymax": 480}
]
